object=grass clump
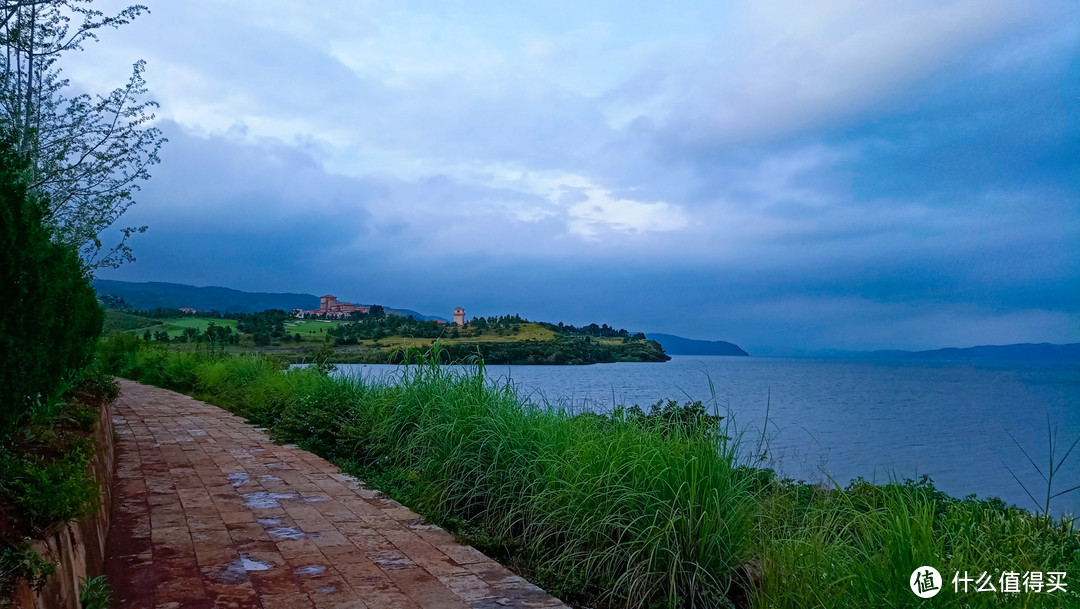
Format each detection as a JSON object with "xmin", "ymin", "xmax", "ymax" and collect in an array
[
  {"xmin": 0, "ymin": 437, "xmax": 101, "ymax": 530},
  {"xmin": 748, "ymin": 474, "xmax": 1080, "ymax": 608},
  {"xmin": 79, "ymin": 575, "xmax": 112, "ymax": 609}
]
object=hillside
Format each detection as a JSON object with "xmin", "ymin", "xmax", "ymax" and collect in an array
[
  {"xmin": 804, "ymin": 343, "xmax": 1080, "ymax": 362},
  {"xmin": 109, "ymin": 309, "xmax": 669, "ymax": 365},
  {"xmin": 92, "ymin": 279, "xmax": 444, "ymax": 320},
  {"xmin": 647, "ymin": 334, "xmax": 749, "ymax": 356},
  {"xmin": 902, "ymin": 342, "xmax": 1080, "ymax": 362}
]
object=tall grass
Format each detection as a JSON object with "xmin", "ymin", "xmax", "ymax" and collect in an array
[
  {"xmin": 107, "ymin": 341, "xmax": 755, "ymax": 607},
  {"xmin": 102, "ymin": 338, "xmax": 1080, "ymax": 609}
]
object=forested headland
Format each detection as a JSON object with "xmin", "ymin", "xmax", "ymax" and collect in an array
[{"xmin": 101, "ymin": 306, "xmax": 670, "ymax": 365}]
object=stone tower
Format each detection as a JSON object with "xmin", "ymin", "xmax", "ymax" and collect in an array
[{"xmin": 453, "ymin": 307, "xmax": 465, "ymax": 326}]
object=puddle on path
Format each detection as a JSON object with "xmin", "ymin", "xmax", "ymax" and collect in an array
[
  {"xmin": 294, "ymin": 564, "xmax": 326, "ymax": 576},
  {"xmin": 226, "ymin": 472, "xmax": 249, "ymax": 487},
  {"xmin": 241, "ymin": 491, "xmax": 296, "ymax": 509},
  {"xmin": 266, "ymin": 526, "xmax": 319, "ymax": 540},
  {"xmin": 366, "ymin": 551, "xmax": 416, "ymax": 570},
  {"xmin": 219, "ymin": 555, "xmax": 273, "ymax": 585}
]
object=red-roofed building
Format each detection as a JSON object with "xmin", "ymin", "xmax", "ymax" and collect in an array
[{"xmin": 300, "ymin": 294, "xmax": 369, "ymax": 318}]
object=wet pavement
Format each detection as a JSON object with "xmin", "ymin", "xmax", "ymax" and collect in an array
[{"xmin": 105, "ymin": 379, "xmax": 568, "ymax": 609}]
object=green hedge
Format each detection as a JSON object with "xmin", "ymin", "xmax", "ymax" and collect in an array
[{"xmin": 0, "ymin": 134, "xmax": 103, "ymax": 435}]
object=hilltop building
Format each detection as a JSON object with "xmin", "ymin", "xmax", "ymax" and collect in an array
[
  {"xmin": 301, "ymin": 294, "xmax": 369, "ymax": 318},
  {"xmin": 453, "ymin": 307, "xmax": 466, "ymax": 326}
]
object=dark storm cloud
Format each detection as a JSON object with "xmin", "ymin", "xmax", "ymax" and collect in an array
[{"xmin": 93, "ymin": 1, "xmax": 1079, "ymax": 352}]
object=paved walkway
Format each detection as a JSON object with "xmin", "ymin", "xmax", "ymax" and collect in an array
[{"xmin": 105, "ymin": 380, "xmax": 568, "ymax": 609}]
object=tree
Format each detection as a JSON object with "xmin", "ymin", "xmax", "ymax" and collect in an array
[
  {"xmin": 1, "ymin": 0, "xmax": 164, "ymax": 269},
  {"xmin": 0, "ymin": 130, "xmax": 102, "ymax": 433}
]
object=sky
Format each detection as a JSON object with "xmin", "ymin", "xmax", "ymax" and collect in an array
[{"xmin": 82, "ymin": 0, "xmax": 1079, "ymax": 354}]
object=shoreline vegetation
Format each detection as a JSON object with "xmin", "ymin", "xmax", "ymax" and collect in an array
[{"xmin": 99, "ymin": 337, "xmax": 1080, "ymax": 609}]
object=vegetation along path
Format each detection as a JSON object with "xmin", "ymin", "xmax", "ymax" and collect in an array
[{"xmin": 105, "ymin": 379, "xmax": 568, "ymax": 609}]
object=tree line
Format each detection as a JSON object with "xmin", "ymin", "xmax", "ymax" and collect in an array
[{"xmin": 391, "ymin": 335, "xmax": 670, "ymax": 366}]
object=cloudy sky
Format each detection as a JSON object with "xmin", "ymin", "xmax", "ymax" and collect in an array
[{"xmin": 84, "ymin": 0, "xmax": 1078, "ymax": 354}]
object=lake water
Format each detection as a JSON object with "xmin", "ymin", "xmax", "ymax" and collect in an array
[{"xmin": 330, "ymin": 356, "xmax": 1080, "ymax": 516}]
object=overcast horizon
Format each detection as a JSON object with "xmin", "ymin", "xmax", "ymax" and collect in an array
[{"xmin": 84, "ymin": 1, "xmax": 1079, "ymax": 355}]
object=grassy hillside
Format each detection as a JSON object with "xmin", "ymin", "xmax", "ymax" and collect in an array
[
  {"xmin": 157, "ymin": 317, "xmax": 240, "ymax": 338},
  {"xmin": 285, "ymin": 318, "xmax": 356, "ymax": 337},
  {"xmin": 117, "ymin": 315, "xmax": 667, "ymax": 365},
  {"xmin": 103, "ymin": 310, "xmax": 162, "ymax": 334}
]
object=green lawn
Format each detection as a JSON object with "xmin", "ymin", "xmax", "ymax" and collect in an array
[
  {"xmin": 128, "ymin": 317, "xmax": 622, "ymax": 364},
  {"xmin": 283, "ymin": 319, "xmax": 345, "ymax": 337},
  {"xmin": 446, "ymin": 322, "xmax": 556, "ymax": 343},
  {"xmin": 124, "ymin": 316, "xmax": 342, "ymax": 345},
  {"xmin": 103, "ymin": 310, "xmax": 162, "ymax": 334},
  {"xmin": 150, "ymin": 317, "xmax": 240, "ymax": 338}
]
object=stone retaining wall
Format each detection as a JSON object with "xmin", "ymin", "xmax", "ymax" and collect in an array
[{"xmin": 11, "ymin": 401, "xmax": 115, "ymax": 609}]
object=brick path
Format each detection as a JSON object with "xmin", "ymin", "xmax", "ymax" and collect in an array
[{"xmin": 105, "ymin": 380, "xmax": 569, "ymax": 609}]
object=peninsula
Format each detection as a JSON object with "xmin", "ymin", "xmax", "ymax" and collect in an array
[{"xmin": 97, "ymin": 284, "xmax": 671, "ymax": 365}]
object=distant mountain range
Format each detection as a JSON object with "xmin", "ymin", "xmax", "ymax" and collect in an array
[
  {"xmin": 91, "ymin": 280, "xmax": 445, "ymax": 321},
  {"xmin": 890, "ymin": 343, "xmax": 1080, "ymax": 362},
  {"xmin": 807, "ymin": 343, "xmax": 1080, "ymax": 362},
  {"xmin": 647, "ymin": 334, "xmax": 749, "ymax": 356}
]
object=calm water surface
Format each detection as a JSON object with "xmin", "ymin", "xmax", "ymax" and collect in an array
[{"xmin": 331, "ymin": 356, "xmax": 1080, "ymax": 515}]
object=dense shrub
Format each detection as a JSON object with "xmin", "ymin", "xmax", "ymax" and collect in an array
[
  {"xmin": 0, "ymin": 135, "xmax": 104, "ymax": 435},
  {"xmin": 401, "ymin": 336, "xmax": 670, "ymax": 365},
  {"xmin": 0, "ymin": 437, "xmax": 101, "ymax": 530}
]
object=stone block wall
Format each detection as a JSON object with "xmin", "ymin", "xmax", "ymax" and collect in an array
[{"xmin": 11, "ymin": 402, "xmax": 115, "ymax": 609}]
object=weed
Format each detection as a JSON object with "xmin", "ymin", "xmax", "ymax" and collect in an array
[
  {"xmin": 79, "ymin": 575, "xmax": 112, "ymax": 609},
  {"xmin": 0, "ymin": 438, "xmax": 101, "ymax": 530},
  {"xmin": 0, "ymin": 543, "xmax": 55, "ymax": 595},
  {"xmin": 1004, "ymin": 415, "xmax": 1080, "ymax": 520}
]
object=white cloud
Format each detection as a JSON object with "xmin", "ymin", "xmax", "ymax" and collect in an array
[
  {"xmin": 566, "ymin": 189, "xmax": 688, "ymax": 237},
  {"xmin": 608, "ymin": 0, "xmax": 1031, "ymax": 145}
]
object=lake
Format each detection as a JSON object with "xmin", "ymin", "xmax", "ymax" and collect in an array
[{"xmin": 329, "ymin": 356, "xmax": 1080, "ymax": 516}]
